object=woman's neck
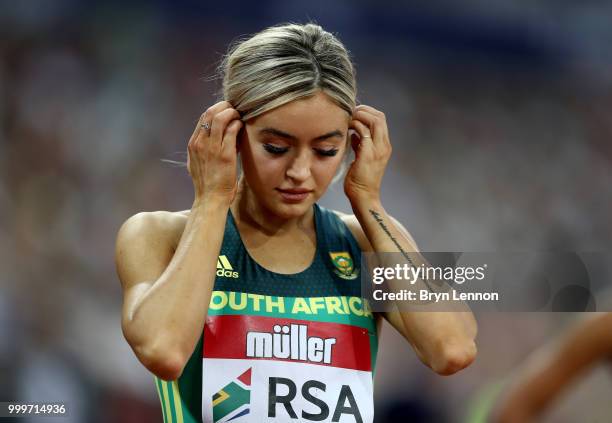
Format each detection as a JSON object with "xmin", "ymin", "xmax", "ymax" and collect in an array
[{"xmin": 230, "ymin": 176, "xmax": 314, "ymax": 236}]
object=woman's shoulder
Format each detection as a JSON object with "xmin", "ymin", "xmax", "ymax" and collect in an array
[
  {"xmin": 329, "ymin": 209, "xmax": 357, "ymax": 230},
  {"xmin": 329, "ymin": 209, "xmax": 373, "ymax": 252},
  {"xmin": 117, "ymin": 209, "xmax": 190, "ymax": 251}
]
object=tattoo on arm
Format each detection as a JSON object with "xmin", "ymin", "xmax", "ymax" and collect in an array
[
  {"xmin": 368, "ymin": 209, "xmax": 416, "ymax": 266},
  {"xmin": 369, "ymin": 209, "xmax": 435, "ymax": 292}
]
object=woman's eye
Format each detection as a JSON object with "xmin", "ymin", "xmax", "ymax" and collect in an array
[
  {"xmin": 263, "ymin": 144, "xmax": 289, "ymax": 155},
  {"xmin": 316, "ymin": 148, "xmax": 339, "ymax": 157},
  {"xmin": 263, "ymin": 144, "xmax": 338, "ymax": 157}
]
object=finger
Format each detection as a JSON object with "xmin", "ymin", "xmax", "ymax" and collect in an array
[
  {"xmin": 221, "ymin": 119, "xmax": 243, "ymax": 157},
  {"xmin": 355, "ymin": 105, "xmax": 387, "ymax": 135},
  {"xmin": 188, "ymin": 101, "xmax": 233, "ymax": 147},
  {"xmin": 349, "ymin": 119, "xmax": 372, "ymax": 140},
  {"xmin": 349, "ymin": 120, "xmax": 374, "ymax": 156},
  {"xmin": 353, "ymin": 109, "xmax": 388, "ymax": 147},
  {"xmin": 188, "ymin": 113, "xmax": 206, "ymax": 145},
  {"xmin": 199, "ymin": 101, "xmax": 234, "ymax": 138},
  {"xmin": 211, "ymin": 108, "xmax": 241, "ymax": 143},
  {"xmin": 355, "ymin": 104, "xmax": 384, "ymax": 119},
  {"xmin": 188, "ymin": 114, "xmax": 210, "ymax": 155}
]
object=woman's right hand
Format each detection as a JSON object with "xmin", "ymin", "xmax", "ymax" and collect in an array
[{"xmin": 187, "ymin": 101, "xmax": 243, "ymax": 205}]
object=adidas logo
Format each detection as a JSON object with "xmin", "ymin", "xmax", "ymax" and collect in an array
[{"xmin": 217, "ymin": 255, "xmax": 239, "ymax": 278}]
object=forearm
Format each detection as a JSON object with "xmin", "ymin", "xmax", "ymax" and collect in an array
[
  {"xmin": 494, "ymin": 313, "xmax": 612, "ymax": 421},
  {"xmin": 126, "ymin": 198, "xmax": 229, "ymax": 363},
  {"xmin": 493, "ymin": 358, "xmax": 566, "ymax": 423},
  {"xmin": 351, "ymin": 197, "xmax": 477, "ymax": 371}
]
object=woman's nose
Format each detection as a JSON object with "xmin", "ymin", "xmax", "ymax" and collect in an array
[{"xmin": 285, "ymin": 151, "xmax": 311, "ymax": 182}]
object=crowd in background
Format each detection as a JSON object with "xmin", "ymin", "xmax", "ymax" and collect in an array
[{"xmin": 1, "ymin": 1, "xmax": 612, "ymax": 421}]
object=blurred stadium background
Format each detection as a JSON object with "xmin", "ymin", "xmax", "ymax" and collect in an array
[{"xmin": 1, "ymin": 1, "xmax": 612, "ymax": 421}]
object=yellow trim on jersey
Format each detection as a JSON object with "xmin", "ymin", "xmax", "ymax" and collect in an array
[
  {"xmin": 171, "ymin": 380, "xmax": 184, "ymax": 423},
  {"xmin": 161, "ymin": 379, "xmax": 172, "ymax": 422},
  {"xmin": 154, "ymin": 377, "xmax": 168, "ymax": 423}
]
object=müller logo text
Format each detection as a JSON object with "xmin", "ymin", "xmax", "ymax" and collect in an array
[{"xmin": 246, "ymin": 324, "xmax": 337, "ymax": 364}]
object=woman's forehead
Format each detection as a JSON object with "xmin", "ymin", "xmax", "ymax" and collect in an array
[{"xmin": 248, "ymin": 93, "xmax": 350, "ymax": 134}]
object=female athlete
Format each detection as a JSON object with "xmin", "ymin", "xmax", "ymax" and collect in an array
[{"xmin": 115, "ymin": 23, "xmax": 477, "ymax": 423}]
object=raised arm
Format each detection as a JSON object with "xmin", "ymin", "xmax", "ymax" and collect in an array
[
  {"xmin": 116, "ymin": 202, "xmax": 228, "ymax": 381},
  {"xmin": 492, "ymin": 313, "xmax": 612, "ymax": 422},
  {"xmin": 115, "ymin": 101, "xmax": 243, "ymax": 380},
  {"xmin": 345, "ymin": 104, "xmax": 477, "ymax": 375}
]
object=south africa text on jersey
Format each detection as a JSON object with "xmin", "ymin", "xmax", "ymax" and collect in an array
[{"xmin": 209, "ymin": 291, "xmax": 373, "ymax": 317}]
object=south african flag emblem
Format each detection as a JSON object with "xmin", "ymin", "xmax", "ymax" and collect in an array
[
  {"xmin": 212, "ymin": 368, "xmax": 251, "ymax": 422},
  {"xmin": 330, "ymin": 251, "xmax": 359, "ymax": 280}
]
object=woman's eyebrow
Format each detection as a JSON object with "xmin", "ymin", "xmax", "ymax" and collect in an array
[{"xmin": 258, "ymin": 127, "xmax": 344, "ymax": 142}]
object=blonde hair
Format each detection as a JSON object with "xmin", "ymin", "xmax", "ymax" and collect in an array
[
  {"xmin": 220, "ymin": 22, "xmax": 356, "ymax": 120},
  {"xmin": 164, "ymin": 23, "xmax": 356, "ymax": 180}
]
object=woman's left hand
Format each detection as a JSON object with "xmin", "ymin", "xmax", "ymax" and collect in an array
[{"xmin": 344, "ymin": 104, "xmax": 392, "ymax": 205}]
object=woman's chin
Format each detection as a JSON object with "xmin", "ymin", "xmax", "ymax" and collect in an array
[{"xmin": 270, "ymin": 198, "xmax": 315, "ymax": 219}]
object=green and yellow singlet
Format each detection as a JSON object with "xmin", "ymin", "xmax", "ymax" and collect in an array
[{"xmin": 154, "ymin": 203, "xmax": 379, "ymax": 422}]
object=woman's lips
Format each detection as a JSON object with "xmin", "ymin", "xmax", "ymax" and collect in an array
[{"xmin": 276, "ymin": 189, "xmax": 312, "ymax": 202}]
